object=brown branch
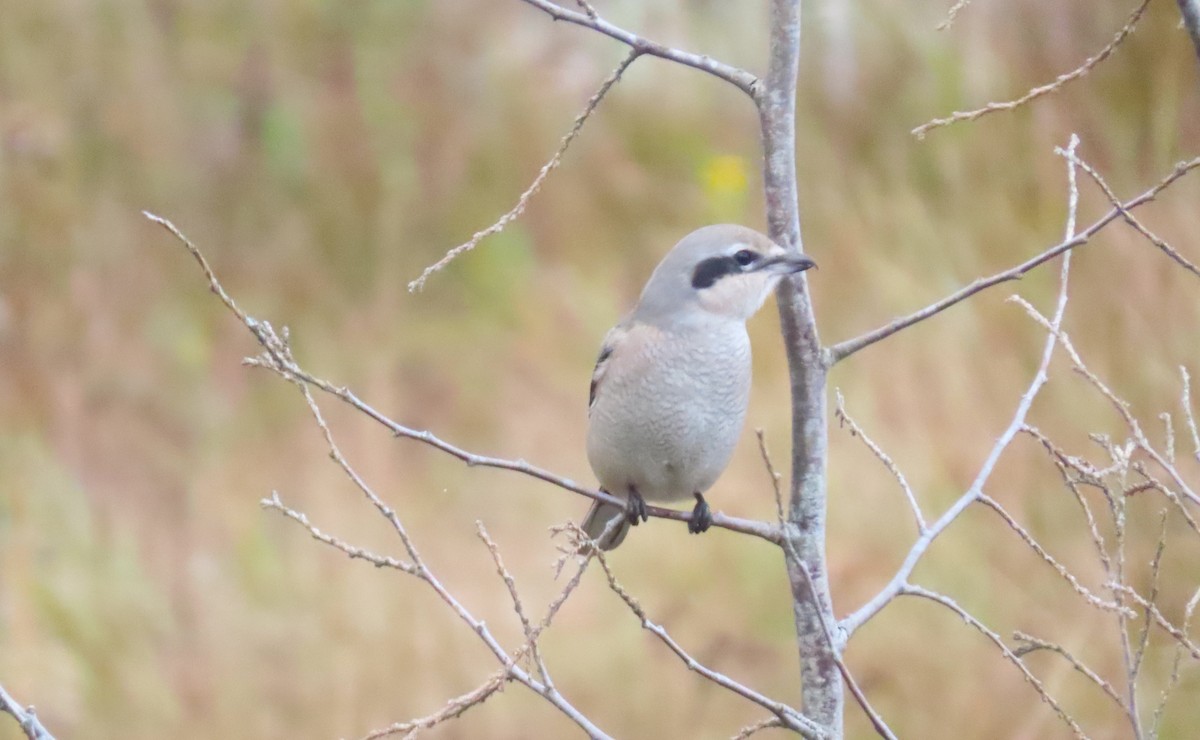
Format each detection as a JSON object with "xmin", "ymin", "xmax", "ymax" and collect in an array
[
  {"xmin": 145, "ymin": 212, "xmax": 781, "ymax": 546},
  {"xmin": 516, "ymin": 0, "xmax": 759, "ymax": 97},
  {"xmin": 408, "ymin": 51, "xmax": 638, "ymax": 291},
  {"xmin": 826, "ymin": 156, "xmax": 1200, "ymax": 365},
  {"xmin": 913, "ymin": 0, "xmax": 1151, "ymax": 138}
]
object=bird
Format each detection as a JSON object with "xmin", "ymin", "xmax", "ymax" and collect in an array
[{"xmin": 581, "ymin": 224, "xmax": 817, "ymax": 550}]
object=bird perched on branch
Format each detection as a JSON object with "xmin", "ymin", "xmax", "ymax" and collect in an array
[{"xmin": 582, "ymin": 225, "xmax": 817, "ymax": 549}]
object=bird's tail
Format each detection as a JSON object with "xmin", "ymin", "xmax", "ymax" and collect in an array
[{"xmin": 580, "ymin": 499, "xmax": 630, "ymax": 551}]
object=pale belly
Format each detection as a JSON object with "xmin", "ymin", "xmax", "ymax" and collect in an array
[{"xmin": 586, "ymin": 325, "xmax": 751, "ymax": 503}]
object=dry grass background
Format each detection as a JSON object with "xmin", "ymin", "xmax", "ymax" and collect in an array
[{"xmin": 1, "ymin": 0, "xmax": 1199, "ymax": 738}]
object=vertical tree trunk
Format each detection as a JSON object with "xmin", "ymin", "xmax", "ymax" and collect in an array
[{"xmin": 759, "ymin": 0, "xmax": 843, "ymax": 734}]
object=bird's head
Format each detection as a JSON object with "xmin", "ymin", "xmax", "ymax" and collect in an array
[{"xmin": 634, "ymin": 224, "xmax": 817, "ymax": 323}]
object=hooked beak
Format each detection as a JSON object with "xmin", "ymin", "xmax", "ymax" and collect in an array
[{"xmin": 759, "ymin": 253, "xmax": 817, "ymax": 275}]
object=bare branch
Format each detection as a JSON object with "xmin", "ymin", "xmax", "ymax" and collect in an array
[
  {"xmin": 842, "ymin": 137, "xmax": 1083, "ymax": 638},
  {"xmin": 586, "ymin": 531, "xmax": 828, "ymax": 739},
  {"xmin": 408, "ymin": 51, "xmax": 638, "ymax": 291},
  {"xmin": 913, "ymin": 0, "xmax": 1151, "ymax": 138},
  {"xmin": 826, "ymin": 155, "xmax": 1200, "ymax": 365},
  {"xmin": 1152, "ymin": 587, "xmax": 1200, "ymax": 735},
  {"xmin": 1013, "ymin": 630, "xmax": 1126, "ymax": 710},
  {"xmin": 731, "ymin": 717, "xmax": 783, "ymax": 739},
  {"xmin": 1132, "ymin": 512, "xmax": 1170, "ymax": 679},
  {"xmin": 1181, "ymin": 366, "xmax": 1200, "ymax": 462},
  {"xmin": 758, "ymin": 0, "xmax": 840, "ymax": 730},
  {"xmin": 145, "ymin": 212, "xmax": 781, "ymax": 546},
  {"xmin": 516, "ymin": 0, "xmax": 759, "ymax": 96},
  {"xmin": 937, "ymin": 0, "xmax": 974, "ymax": 31},
  {"xmin": 757, "ymin": 432, "xmax": 897, "ymax": 739},
  {"xmin": 265, "ymin": 488, "xmax": 608, "ymax": 737},
  {"xmin": 1112, "ymin": 583, "xmax": 1200, "ymax": 660},
  {"xmin": 262, "ymin": 493, "xmax": 415, "ymax": 574},
  {"xmin": 1015, "ymin": 298, "xmax": 1200, "ymax": 507},
  {"xmin": 0, "ymin": 684, "xmax": 54, "ymax": 740},
  {"xmin": 903, "ymin": 586, "xmax": 1086, "ymax": 737},
  {"xmin": 1062, "ymin": 148, "xmax": 1200, "ymax": 279},
  {"xmin": 361, "ymin": 674, "xmax": 507, "ymax": 740},
  {"xmin": 834, "ymin": 390, "xmax": 926, "ymax": 534},
  {"xmin": 477, "ymin": 522, "xmax": 553, "ymax": 687},
  {"xmin": 977, "ymin": 494, "xmax": 1133, "ymax": 617}
]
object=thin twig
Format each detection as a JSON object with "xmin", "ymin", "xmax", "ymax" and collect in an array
[
  {"xmin": 265, "ymin": 373, "xmax": 610, "ymax": 737},
  {"xmin": 977, "ymin": 494, "xmax": 1133, "ymax": 617},
  {"xmin": 833, "ymin": 391, "xmax": 926, "ymax": 534},
  {"xmin": 1111, "ymin": 583, "xmax": 1200, "ymax": 660},
  {"xmin": 937, "ymin": 0, "xmax": 973, "ymax": 31},
  {"xmin": 0, "ymin": 684, "xmax": 54, "ymax": 740},
  {"xmin": 586, "ymin": 532, "xmax": 828, "ymax": 739},
  {"xmin": 913, "ymin": 0, "xmax": 1151, "ymax": 138},
  {"xmin": 516, "ymin": 0, "xmax": 759, "ymax": 96},
  {"xmin": 731, "ymin": 717, "xmax": 784, "ymax": 739},
  {"xmin": 1061, "ymin": 148, "xmax": 1200, "ymax": 279},
  {"xmin": 1151, "ymin": 587, "xmax": 1200, "ymax": 735},
  {"xmin": 1013, "ymin": 630, "xmax": 1127, "ymax": 710},
  {"xmin": 1132, "ymin": 512, "xmax": 1170, "ymax": 679},
  {"xmin": 1016, "ymin": 299, "xmax": 1200, "ymax": 507},
  {"xmin": 826, "ymin": 155, "xmax": 1200, "ymax": 365},
  {"xmin": 1181, "ymin": 366, "xmax": 1200, "ymax": 462},
  {"xmin": 903, "ymin": 586, "xmax": 1086, "ymax": 737},
  {"xmin": 409, "ymin": 51, "xmax": 638, "ymax": 291},
  {"xmin": 756, "ymin": 432, "xmax": 898, "ymax": 740},
  {"xmin": 841, "ymin": 137, "xmax": 1083, "ymax": 638},
  {"xmin": 477, "ymin": 522, "xmax": 554, "ymax": 688}
]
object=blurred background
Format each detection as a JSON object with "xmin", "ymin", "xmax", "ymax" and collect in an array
[{"xmin": 2, "ymin": 0, "xmax": 1199, "ymax": 737}]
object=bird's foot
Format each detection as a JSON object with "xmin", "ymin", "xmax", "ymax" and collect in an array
[
  {"xmin": 688, "ymin": 492, "xmax": 713, "ymax": 534},
  {"xmin": 626, "ymin": 487, "xmax": 648, "ymax": 526}
]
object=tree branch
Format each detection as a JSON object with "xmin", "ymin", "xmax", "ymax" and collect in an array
[
  {"xmin": 758, "ymin": 0, "xmax": 842, "ymax": 732},
  {"xmin": 409, "ymin": 51, "xmax": 638, "ymax": 291},
  {"xmin": 586, "ymin": 533, "xmax": 827, "ymax": 738},
  {"xmin": 902, "ymin": 586, "xmax": 1086, "ymax": 737},
  {"xmin": 0, "ymin": 683, "xmax": 55, "ymax": 740},
  {"xmin": 913, "ymin": 0, "xmax": 1151, "ymax": 139},
  {"xmin": 841, "ymin": 136, "xmax": 1083, "ymax": 639},
  {"xmin": 516, "ymin": 0, "xmax": 759, "ymax": 97},
  {"xmin": 827, "ymin": 156, "xmax": 1200, "ymax": 365}
]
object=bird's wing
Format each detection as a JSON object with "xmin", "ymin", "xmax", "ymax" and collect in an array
[{"xmin": 588, "ymin": 321, "xmax": 630, "ymax": 414}]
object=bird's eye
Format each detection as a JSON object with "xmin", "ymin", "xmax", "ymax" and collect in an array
[{"xmin": 733, "ymin": 249, "xmax": 757, "ymax": 267}]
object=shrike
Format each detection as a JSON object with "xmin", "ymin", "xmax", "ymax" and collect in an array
[{"xmin": 582, "ymin": 224, "xmax": 817, "ymax": 549}]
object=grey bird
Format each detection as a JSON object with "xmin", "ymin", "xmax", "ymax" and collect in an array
[{"xmin": 581, "ymin": 224, "xmax": 817, "ymax": 549}]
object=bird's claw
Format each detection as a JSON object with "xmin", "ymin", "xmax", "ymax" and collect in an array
[
  {"xmin": 626, "ymin": 488, "xmax": 648, "ymax": 526},
  {"xmin": 688, "ymin": 492, "xmax": 712, "ymax": 534}
]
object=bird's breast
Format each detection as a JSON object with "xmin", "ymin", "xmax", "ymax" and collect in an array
[{"xmin": 586, "ymin": 322, "xmax": 752, "ymax": 503}]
